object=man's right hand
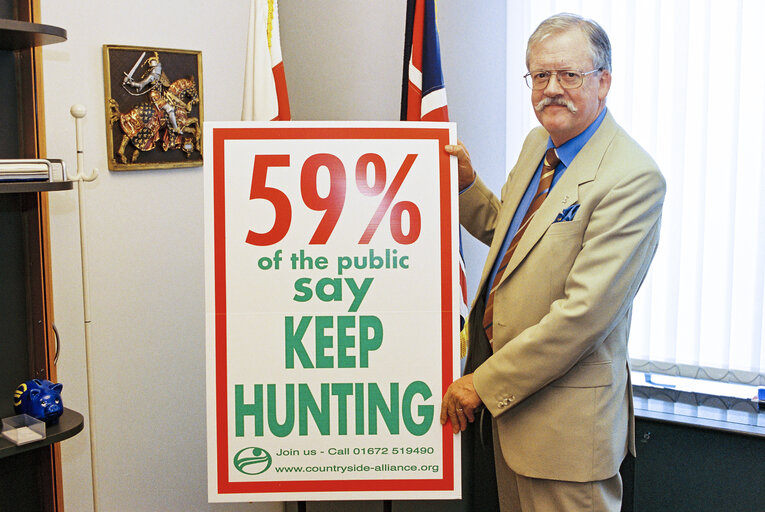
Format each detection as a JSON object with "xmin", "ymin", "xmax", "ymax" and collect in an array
[{"xmin": 445, "ymin": 140, "xmax": 477, "ymax": 191}]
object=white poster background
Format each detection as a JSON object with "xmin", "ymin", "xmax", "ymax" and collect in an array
[{"xmin": 204, "ymin": 121, "xmax": 460, "ymax": 502}]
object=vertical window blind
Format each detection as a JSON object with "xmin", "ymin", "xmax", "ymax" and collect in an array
[{"xmin": 507, "ymin": 0, "xmax": 765, "ymax": 386}]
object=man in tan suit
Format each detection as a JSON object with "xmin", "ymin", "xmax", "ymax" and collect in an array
[{"xmin": 441, "ymin": 13, "xmax": 665, "ymax": 511}]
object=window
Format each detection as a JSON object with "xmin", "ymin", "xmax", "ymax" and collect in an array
[{"xmin": 507, "ymin": 0, "xmax": 765, "ymax": 387}]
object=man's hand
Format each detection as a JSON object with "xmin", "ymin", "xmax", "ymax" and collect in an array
[
  {"xmin": 444, "ymin": 141, "xmax": 477, "ymax": 191},
  {"xmin": 440, "ymin": 373, "xmax": 483, "ymax": 434}
]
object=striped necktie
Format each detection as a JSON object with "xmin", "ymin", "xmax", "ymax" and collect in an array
[{"xmin": 483, "ymin": 147, "xmax": 560, "ymax": 344}]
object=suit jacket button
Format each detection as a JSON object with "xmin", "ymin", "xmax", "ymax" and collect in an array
[
  {"xmin": 508, "ymin": 395, "xmax": 515, "ymax": 402},
  {"xmin": 497, "ymin": 402, "xmax": 505, "ymax": 408}
]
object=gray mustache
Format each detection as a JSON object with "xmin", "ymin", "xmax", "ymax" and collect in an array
[{"xmin": 535, "ymin": 97, "xmax": 578, "ymax": 113}]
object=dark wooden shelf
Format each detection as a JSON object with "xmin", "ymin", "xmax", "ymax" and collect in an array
[
  {"xmin": 0, "ymin": 19, "xmax": 66, "ymax": 50},
  {"xmin": 0, "ymin": 408, "xmax": 84, "ymax": 459},
  {"xmin": 0, "ymin": 180, "xmax": 73, "ymax": 193}
]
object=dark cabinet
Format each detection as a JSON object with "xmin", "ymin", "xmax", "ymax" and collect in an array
[{"xmin": 621, "ymin": 417, "xmax": 765, "ymax": 512}]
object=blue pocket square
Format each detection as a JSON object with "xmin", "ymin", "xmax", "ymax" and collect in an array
[{"xmin": 554, "ymin": 203, "xmax": 580, "ymax": 223}]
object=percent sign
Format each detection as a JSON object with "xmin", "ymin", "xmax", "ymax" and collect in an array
[{"xmin": 245, "ymin": 152, "xmax": 421, "ymax": 246}]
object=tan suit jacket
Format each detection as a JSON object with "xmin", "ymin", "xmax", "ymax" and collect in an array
[{"xmin": 460, "ymin": 112, "xmax": 665, "ymax": 483}]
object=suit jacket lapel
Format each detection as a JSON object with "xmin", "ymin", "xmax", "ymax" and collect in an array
[{"xmin": 500, "ymin": 112, "xmax": 619, "ymax": 282}]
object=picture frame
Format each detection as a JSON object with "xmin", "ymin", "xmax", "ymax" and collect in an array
[{"xmin": 103, "ymin": 45, "xmax": 204, "ymax": 171}]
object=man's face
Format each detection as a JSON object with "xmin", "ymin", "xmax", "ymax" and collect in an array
[{"xmin": 528, "ymin": 29, "xmax": 611, "ymax": 146}]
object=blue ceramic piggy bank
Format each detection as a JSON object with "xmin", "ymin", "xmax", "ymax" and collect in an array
[{"xmin": 13, "ymin": 379, "xmax": 64, "ymax": 425}]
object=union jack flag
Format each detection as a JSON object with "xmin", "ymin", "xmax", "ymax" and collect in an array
[{"xmin": 401, "ymin": 0, "xmax": 469, "ymax": 332}]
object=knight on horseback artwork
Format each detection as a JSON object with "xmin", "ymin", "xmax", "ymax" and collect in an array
[{"xmin": 103, "ymin": 46, "xmax": 203, "ymax": 170}]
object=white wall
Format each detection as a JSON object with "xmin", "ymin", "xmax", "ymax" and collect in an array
[
  {"xmin": 279, "ymin": 0, "xmax": 406, "ymax": 121},
  {"xmin": 40, "ymin": 1, "xmax": 507, "ymax": 511},
  {"xmin": 437, "ymin": 2, "xmax": 508, "ymax": 302}
]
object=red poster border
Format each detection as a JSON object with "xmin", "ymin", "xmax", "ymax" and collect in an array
[{"xmin": 212, "ymin": 126, "xmax": 455, "ymax": 496}]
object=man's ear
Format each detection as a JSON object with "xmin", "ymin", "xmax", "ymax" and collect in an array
[{"xmin": 598, "ymin": 70, "xmax": 612, "ymax": 101}]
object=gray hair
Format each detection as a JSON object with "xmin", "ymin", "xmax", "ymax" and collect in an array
[{"xmin": 526, "ymin": 13, "xmax": 612, "ymax": 72}]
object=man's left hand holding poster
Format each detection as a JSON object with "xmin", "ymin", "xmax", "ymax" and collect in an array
[{"xmin": 204, "ymin": 121, "xmax": 461, "ymax": 502}]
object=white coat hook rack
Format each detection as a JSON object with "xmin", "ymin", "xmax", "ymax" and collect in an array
[{"xmin": 70, "ymin": 104, "xmax": 100, "ymax": 512}]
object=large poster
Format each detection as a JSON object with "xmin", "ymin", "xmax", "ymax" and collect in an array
[{"xmin": 204, "ymin": 121, "xmax": 460, "ymax": 502}]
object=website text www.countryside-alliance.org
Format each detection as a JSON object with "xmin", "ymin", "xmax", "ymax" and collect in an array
[{"xmin": 274, "ymin": 462, "xmax": 440, "ymax": 474}]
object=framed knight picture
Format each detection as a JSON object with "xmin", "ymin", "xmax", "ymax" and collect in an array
[{"xmin": 103, "ymin": 45, "xmax": 204, "ymax": 171}]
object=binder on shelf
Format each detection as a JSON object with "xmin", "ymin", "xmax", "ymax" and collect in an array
[{"xmin": 0, "ymin": 158, "xmax": 67, "ymax": 182}]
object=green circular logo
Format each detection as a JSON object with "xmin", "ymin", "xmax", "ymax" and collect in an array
[{"xmin": 233, "ymin": 447, "xmax": 273, "ymax": 475}]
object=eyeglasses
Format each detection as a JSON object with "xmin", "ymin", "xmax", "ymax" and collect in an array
[{"xmin": 523, "ymin": 69, "xmax": 602, "ymax": 90}]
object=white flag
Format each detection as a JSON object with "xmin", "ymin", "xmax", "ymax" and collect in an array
[{"xmin": 242, "ymin": 0, "xmax": 290, "ymax": 121}]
